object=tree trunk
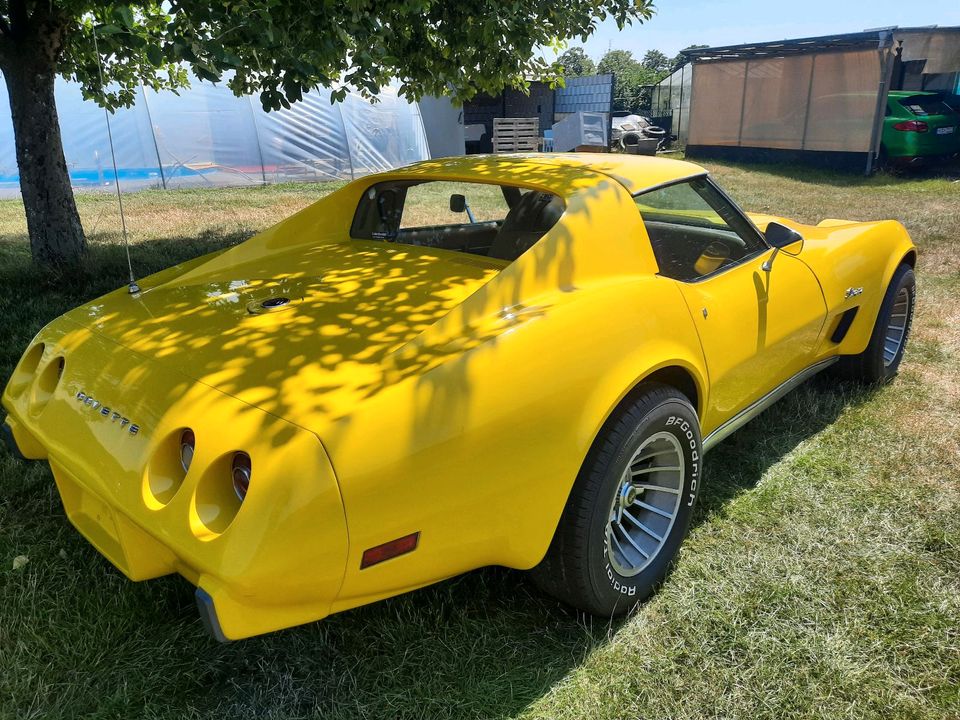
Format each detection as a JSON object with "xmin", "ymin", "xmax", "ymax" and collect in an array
[{"xmin": 2, "ymin": 54, "xmax": 86, "ymax": 268}]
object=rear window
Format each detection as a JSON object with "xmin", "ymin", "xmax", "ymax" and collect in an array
[
  {"xmin": 897, "ymin": 95, "xmax": 955, "ymax": 117},
  {"xmin": 350, "ymin": 180, "xmax": 564, "ymax": 261}
]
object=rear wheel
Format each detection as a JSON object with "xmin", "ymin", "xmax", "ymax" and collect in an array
[
  {"xmin": 836, "ymin": 263, "xmax": 915, "ymax": 384},
  {"xmin": 531, "ymin": 384, "xmax": 701, "ymax": 616}
]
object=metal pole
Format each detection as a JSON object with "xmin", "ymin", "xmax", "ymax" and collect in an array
[
  {"xmin": 736, "ymin": 60, "xmax": 750, "ymax": 146},
  {"xmin": 800, "ymin": 54, "xmax": 816, "ymax": 151},
  {"xmin": 92, "ymin": 25, "xmax": 139, "ymax": 294},
  {"xmin": 677, "ymin": 64, "xmax": 685, "ymax": 146},
  {"xmin": 247, "ymin": 95, "xmax": 268, "ymax": 185},
  {"xmin": 687, "ymin": 64, "xmax": 698, "ymax": 148},
  {"xmin": 139, "ymin": 82, "xmax": 167, "ymax": 189},
  {"xmin": 866, "ymin": 33, "xmax": 896, "ymax": 175}
]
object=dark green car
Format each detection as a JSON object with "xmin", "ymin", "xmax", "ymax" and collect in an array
[{"xmin": 882, "ymin": 91, "xmax": 960, "ymax": 167}]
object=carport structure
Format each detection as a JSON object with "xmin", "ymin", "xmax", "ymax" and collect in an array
[{"xmin": 681, "ymin": 27, "xmax": 960, "ymax": 173}]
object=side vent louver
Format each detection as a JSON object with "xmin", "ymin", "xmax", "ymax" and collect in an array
[{"xmin": 831, "ymin": 307, "xmax": 859, "ymax": 343}]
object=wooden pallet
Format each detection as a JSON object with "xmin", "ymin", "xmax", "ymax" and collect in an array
[{"xmin": 492, "ymin": 117, "xmax": 540, "ymax": 153}]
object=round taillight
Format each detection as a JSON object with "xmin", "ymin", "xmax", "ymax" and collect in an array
[
  {"xmin": 231, "ymin": 452, "xmax": 251, "ymax": 502},
  {"xmin": 179, "ymin": 429, "xmax": 196, "ymax": 473}
]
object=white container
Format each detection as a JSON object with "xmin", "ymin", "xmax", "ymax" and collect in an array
[{"xmin": 551, "ymin": 112, "xmax": 608, "ymax": 152}]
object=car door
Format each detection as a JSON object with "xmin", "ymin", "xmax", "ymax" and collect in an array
[{"xmin": 634, "ymin": 177, "xmax": 826, "ymax": 436}]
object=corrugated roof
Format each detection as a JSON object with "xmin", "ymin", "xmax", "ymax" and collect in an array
[{"xmin": 681, "ymin": 26, "xmax": 960, "ymax": 63}]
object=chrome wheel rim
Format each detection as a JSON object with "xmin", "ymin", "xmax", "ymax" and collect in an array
[
  {"xmin": 605, "ymin": 431, "xmax": 684, "ymax": 577},
  {"xmin": 883, "ymin": 287, "xmax": 911, "ymax": 367}
]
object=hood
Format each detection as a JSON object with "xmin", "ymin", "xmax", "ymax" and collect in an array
[{"xmin": 65, "ymin": 238, "xmax": 504, "ymax": 424}]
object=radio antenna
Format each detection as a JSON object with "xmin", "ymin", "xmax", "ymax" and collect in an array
[{"xmin": 92, "ymin": 24, "xmax": 140, "ymax": 295}]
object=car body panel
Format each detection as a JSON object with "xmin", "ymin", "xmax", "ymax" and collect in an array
[
  {"xmin": 2, "ymin": 154, "xmax": 915, "ymax": 639},
  {"xmin": 748, "ymin": 213, "xmax": 917, "ymax": 358},
  {"xmin": 675, "ymin": 252, "xmax": 826, "ymax": 433}
]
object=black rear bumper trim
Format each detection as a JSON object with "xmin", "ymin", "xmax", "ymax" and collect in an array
[
  {"xmin": 1, "ymin": 418, "xmax": 26, "ymax": 461},
  {"xmin": 195, "ymin": 588, "xmax": 230, "ymax": 643}
]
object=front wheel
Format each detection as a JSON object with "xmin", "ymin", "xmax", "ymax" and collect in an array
[
  {"xmin": 531, "ymin": 383, "xmax": 702, "ymax": 616},
  {"xmin": 836, "ymin": 263, "xmax": 915, "ymax": 384}
]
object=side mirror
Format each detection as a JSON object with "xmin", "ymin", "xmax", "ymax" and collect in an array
[
  {"xmin": 765, "ymin": 221, "xmax": 803, "ymax": 251},
  {"xmin": 762, "ymin": 221, "xmax": 804, "ymax": 271},
  {"xmin": 449, "ymin": 194, "xmax": 466, "ymax": 213}
]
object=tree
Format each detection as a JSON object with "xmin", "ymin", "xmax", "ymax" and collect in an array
[
  {"xmin": 598, "ymin": 49, "xmax": 654, "ymax": 112},
  {"xmin": 557, "ymin": 47, "xmax": 595, "ymax": 77},
  {"xmin": 0, "ymin": 1, "xmax": 653, "ymax": 270},
  {"xmin": 597, "ymin": 49, "xmax": 637, "ymax": 79},
  {"xmin": 640, "ymin": 49, "xmax": 670, "ymax": 76}
]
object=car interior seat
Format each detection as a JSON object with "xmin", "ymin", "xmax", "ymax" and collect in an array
[{"xmin": 488, "ymin": 191, "xmax": 564, "ymax": 261}]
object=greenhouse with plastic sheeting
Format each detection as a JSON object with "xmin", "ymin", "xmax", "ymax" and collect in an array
[{"xmin": 0, "ymin": 77, "xmax": 430, "ymax": 198}]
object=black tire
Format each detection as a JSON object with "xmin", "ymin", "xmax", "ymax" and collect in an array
[
  {"xmin": 877, "ymin": 145, "xmax": 889, "ymax": 171},
  {"xmin": 531, "ymin": 383, "xmax": 702, "ymax": 616},
  {"xmin": 835, "ymin": 263, "xmax": 915, "ymax": 384}
]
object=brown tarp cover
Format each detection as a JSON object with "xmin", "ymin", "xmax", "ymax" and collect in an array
[{"xmin": 688, "ymin": 49, "xmax": 881, "ymax": 152}]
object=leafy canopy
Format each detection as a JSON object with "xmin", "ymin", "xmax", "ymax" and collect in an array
[
  {"xmin": 40, "ymin": 0, "xmax": 655, "ymax": 112},
  {"xmin": 557, "ymin": 47, "xmax": 596, "ymax": 78},
  {"xmin": 640, "ymin": 49, "xmax": 670, "ymax": 76},
  {"xmin": 597, "ymin": 48, "xmax": 652, "ymax": 111}
]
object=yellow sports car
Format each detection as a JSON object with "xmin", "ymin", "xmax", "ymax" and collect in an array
[{"xmin": 2, "ymin": 155, "xmax": 916, "ymax": 640}]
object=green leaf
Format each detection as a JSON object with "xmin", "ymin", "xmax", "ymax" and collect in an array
[
  {"xmin": 194, "ymin": 65, "xmax": 221, "ymax": 83},
  {"xmin": 146, "ymin": 44, "xmax": 164, "ymax": 67},
  {"xmin": 114, "ymin": 6, "xmax": 135, "ymax": 28}
]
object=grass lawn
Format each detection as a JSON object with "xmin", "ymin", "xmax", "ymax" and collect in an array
[{"xmin": 1, "ymin": 162, "xmax": 958, "ymax": 719}]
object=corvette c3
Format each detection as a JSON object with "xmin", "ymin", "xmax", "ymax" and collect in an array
[{"xmin": 2, "ymin": 154, "xmax": 916, "ymax": 640}]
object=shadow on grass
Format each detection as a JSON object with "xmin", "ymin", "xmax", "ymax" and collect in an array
[
  {"xmin": 695, "ymin": 374, "xmax": 874, "ymax": 518},
  {"xmin": 0, "ymin": 231, "xmax": 874, "ymax": 719}
]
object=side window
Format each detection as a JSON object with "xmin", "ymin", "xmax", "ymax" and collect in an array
[
  {"xmin": 400, "ymin": 181, "xmax": 509, "ymax": 228},
  {"xmin": 634, "ymin": 178, "xmax": 766, "ymax": 282}
]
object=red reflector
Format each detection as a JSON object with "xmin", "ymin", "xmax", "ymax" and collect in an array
[
  {"xmin": 893, "ymin": 120, "xmax": 928, "ymax": 133},
  {"xmin": 360, "ymin": 532, "xmax": 420, "ymax": 569}
]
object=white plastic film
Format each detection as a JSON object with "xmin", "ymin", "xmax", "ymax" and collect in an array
[
  {"xmin": 144, "ymin": 80, "xmax": 266, "ymax": 189},
  {"xmin": 251, "ymin": 88, "xmax": 353, "ymax": 183},
  {"xmin": 339, "ymin": 88, "xmax": 429, "ymax": 177},
  {"xmin": 0, "ymin": 76, "xmax": 429, "ymax": 197}
]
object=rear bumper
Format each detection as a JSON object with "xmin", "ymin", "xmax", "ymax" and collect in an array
[
  {"xmin": 887, "ymin": 149, "xmax": 960, "ymax": 167},
  {"xmin": 3, "ymin": 415, "xmax": 342, "ymax": 641},
  {"xmin": 2, "ymin": 320, "xmax": 350, "ymax": 641}
]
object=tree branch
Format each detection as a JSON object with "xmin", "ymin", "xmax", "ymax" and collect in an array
[{"xmin": 8, "ymin": 0, "xmax": 26, "ymax": 35}]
